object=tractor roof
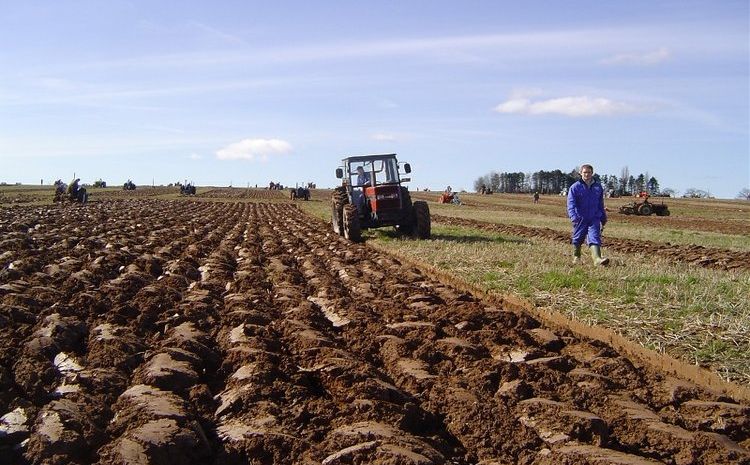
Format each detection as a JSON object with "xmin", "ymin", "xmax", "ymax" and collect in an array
[{"xmin": 342, "ymin": 153, "xmax": 398, "ymax": 163}]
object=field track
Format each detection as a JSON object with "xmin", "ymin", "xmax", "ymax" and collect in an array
[{"xmin": 1, "ymin": 199, "xmax": 748, "ymax": 464}]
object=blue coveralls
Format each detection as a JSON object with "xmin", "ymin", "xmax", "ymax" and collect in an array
[{"xmin": 566, "ymin": 179, "xmax": 607, "ymax": 247}]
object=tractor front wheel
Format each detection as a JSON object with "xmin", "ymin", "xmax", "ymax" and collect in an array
[{"xmin": 343, "ymin": 204, "xmax": 362, "ymax": 242}]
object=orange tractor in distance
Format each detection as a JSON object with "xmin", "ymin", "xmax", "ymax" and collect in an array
[{"xmin": 331, "ymin": 154, "xmax": 430, "ymax": 242}]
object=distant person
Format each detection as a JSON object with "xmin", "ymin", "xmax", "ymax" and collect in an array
[
  {"xmin": 533, "ymin": 192, "xmax": 539, "ymax": 203},
  {"xmin": 566, "ymin": 164, "xmax": 609, "ymax": 266},
  {"xmin": 67, "ymin": 178, "xmax": 80, "ymax": 200}
]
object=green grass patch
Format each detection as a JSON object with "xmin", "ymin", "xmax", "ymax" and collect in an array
[{"xmin": 540, "ymin": 269, "xmax": 602, "ymax": 292}]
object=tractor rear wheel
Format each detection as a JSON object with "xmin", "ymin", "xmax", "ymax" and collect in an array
[
  {"xmin": 343, "ymin": 204, "xmax": 362, "ymax": 242},
  {"xmin": 395, "ymin": 187, "xmax": 415, "ymax": 235},
  {"xmin": 412, "ymin": 201, "xmax": 431, "ymax": 239},
  {"xmin": 638, "ymin": 204, "xmax": 652, "ymax": 215}
]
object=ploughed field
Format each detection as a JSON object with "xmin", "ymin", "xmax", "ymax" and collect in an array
[{"xmin": 1, "ymin": 199, "xmax": 748, "ymax": 464}]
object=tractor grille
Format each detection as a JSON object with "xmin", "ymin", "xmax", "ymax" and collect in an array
[{"xmin": 366, "ymin": 185, "xmax": 403, "ymax": 220}]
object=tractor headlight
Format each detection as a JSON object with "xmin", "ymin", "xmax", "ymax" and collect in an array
[{"xmin": 376, "ymin": 193, "xmax": 399, "ymax": 200}]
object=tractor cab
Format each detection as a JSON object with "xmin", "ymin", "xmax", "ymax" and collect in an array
[
  {"xmin": 336, "ymin": 155, "xmax": 411, "ymax": 220},
  {"xmin": 339, "ymin": 156, "xmax": 407, "ymax": 188}
]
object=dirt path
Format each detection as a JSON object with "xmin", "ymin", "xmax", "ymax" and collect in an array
[
  {"xmin": 432, "ymin": 214, "xmax": 750, "ymax": 272},
  {"xmin": 1, "ymin": 200, "xmax": 748, "ymax": 464}
]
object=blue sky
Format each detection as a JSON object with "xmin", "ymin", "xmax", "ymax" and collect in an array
[{"xmin": 1, "ymin": 1, "xmax": 748, "ymax": 198}]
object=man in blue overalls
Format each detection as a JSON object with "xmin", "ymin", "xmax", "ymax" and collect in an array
[{"xmin": 567, "ymin": 164, "xmax": 609, "ymax": 266}]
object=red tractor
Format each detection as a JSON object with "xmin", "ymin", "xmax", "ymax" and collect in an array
[{"xmin": 331, "ymin": 154, "xmax": 430, "ymax": 242}]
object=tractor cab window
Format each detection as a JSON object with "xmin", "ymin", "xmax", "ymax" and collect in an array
[
  {"xmin": 349, "ymin": 159, "xmax": 399, "ymax": 187},
  {"xmin": 382, "ymin": 159, "xmax": 399, "ymax": 184}
]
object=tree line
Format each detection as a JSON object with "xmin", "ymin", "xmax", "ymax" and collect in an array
[{"xmin": 473, "ymin": 166, "xmax": 670, "ymax": 197}]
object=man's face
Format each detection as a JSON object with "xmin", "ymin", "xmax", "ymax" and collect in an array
[{"xmin": 580, "ymin": 166, "xmax": 593, "ymax": 183}]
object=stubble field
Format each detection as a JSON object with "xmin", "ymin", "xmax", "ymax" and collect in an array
[{"xmin": 1, "ymin": 186, "xmax": 748, "ymax": 464}]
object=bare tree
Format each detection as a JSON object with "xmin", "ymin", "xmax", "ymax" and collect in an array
[
  {"xmin": 683, "ymin": 188, "xmax": 709, "ymax": 198},
  {"xmin": 619, "ymin": 166, "xmax": 630, "ymax": 196},
  {"xmin": 661, "ymin": 187, "xmax": 676, "ymax": 197},
  {"xmin": 737, "ymin": 188, "xmax": 750, "ymax": 200}
]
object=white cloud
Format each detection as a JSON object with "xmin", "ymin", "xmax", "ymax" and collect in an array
[
  {"xmin": 371, "ymin": 133, "xmax": 397, "ymax": 141},
  {"xmin": 189, "ymin": 153, "xmax": 202, "ymax": 160},
  {"xmin": 600, "ymin": 47, "xmax": 671, "ymax": 65},
  {"xmin": 216, "ymin": 138, "xmax": 292, "ymax": 161},
  {"xmin": 494, "ymin": 95, "xmax": 643, "ymax": 117}
]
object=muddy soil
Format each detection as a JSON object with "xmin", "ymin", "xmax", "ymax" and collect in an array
[
  {"xmin": 432, "ymin": 214, "xmax": 750, "ymax": 272},
  {"xmin": 1, "ymin": 199, "xmax": 748, "ymax": 464}
]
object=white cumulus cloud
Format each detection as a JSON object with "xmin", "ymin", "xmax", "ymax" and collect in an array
[
  {"xmin": 494, "ymin": 95, "xmax": 642, "ymax": 117},
  {"xmin": 216, "ymin": 138, "xmax": 293, "ymax": 161},
  {"xmin": 600, "ymin": 47, "xmax": 671, "ymax": 65}
]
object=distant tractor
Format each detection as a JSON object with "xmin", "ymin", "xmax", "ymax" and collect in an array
[
  {"xmin": 53, "ymin": 179, "xmax": 88, "ymax": 204},
  {"xmin": 438, "ymin": 191, "xmax": 461, "ymax": 205},
  {"xmin": 618, "ymin": 197, "xmax": 670, "ymax": 216},
  {"xmin": 180, "ymin": 183, "xmax": 196, "ymax": 195},
  {"xmin": 290, "ymin": 186, "xmax": 310, "ymax": 201},
  {"xmin": 123, "ymin": 179, "xmax": 136, "ymax": 190},
  {"xmin": 331, "ymin": 153, "xmax": 430, "ymax": 242}
]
